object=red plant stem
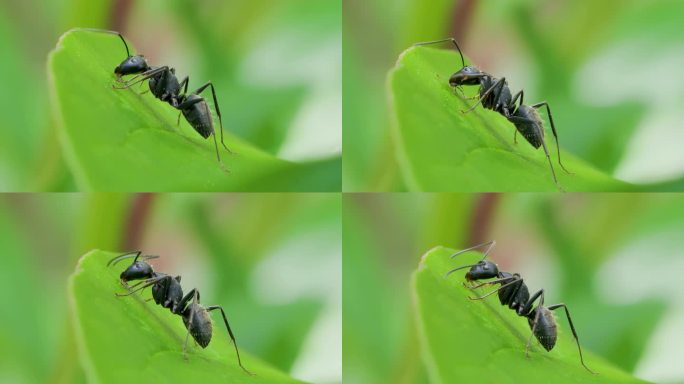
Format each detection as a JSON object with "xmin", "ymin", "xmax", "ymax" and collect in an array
[
  {"xmin": 449, "ymin": 0, "xmax": 477, "ymax": 41},
  {"xmin": 121, "ymin": 193, "xmax": 156, "ymax": 250},
  {"xmin": 468, "ymin": 193, "xmax": 501, "ymax": 245}
]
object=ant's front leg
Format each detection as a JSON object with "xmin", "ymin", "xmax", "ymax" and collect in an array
[{"xmin": 462, "ymin": 77, "xmax": 506, "ymax": 114}]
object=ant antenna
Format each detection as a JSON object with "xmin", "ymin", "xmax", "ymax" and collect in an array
[
  {"xmin": 76, "ymin": 28, "xmax": 131, "ymax": 58},
  {"xmin": 444, "ymin": 240, "xmax": 496, "ymax": 277},
  {"xmin": 413, "ymin": 37, "xmax": 465, "ymax": 67},
  {"xmin": 107, "ymin": 251, "xmax": 159, "ymax": 267}
]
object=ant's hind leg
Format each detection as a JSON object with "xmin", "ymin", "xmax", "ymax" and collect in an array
[
  {"xmin": 207, "ymin": 305, "xmax": 253, "ymax": 375},
  {"xmin": 531, "ymin": 101, "xmax": 572, "ymax": 175},
  {"xmin": 190, "ymin": 82, "xmax": 233, "ymax": 154},
  {"xmin": 548, "ymin": 303, "xmax": 596, "ymax": 374},
  {"xmin": 181, "ymin": 289, "xmax": 199, "ymax": 360},
  {"xmin": 508, "ymin": 116, "xmax": 562, "ymax": 190}
]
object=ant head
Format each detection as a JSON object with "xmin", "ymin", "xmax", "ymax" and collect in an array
[
  {"xmin": 465, "ymin": 260, "xmax": 499, "ymax": 281},
  {"xmin": 114, "ymin": 55, "xmax": 150, "ymax": 77},
  {"xmin": 120, "ymin": 260, "xmax": 155, "ymax": 282},
  {"xmin": 449, "ymin": 66, "xmax": 485, "ymax": 87}
]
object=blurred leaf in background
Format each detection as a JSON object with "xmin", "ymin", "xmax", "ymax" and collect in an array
[
  {"xmin": 343, "ymin": 0, "xmax": 684, "ymax": 191},
  {"xmin": 0, "ymin": 193, "xmax": 340, "ymax": 383},
  {"xmin": 0, "ymin": 0, "xmax": 341, "ymax": 191},
  {"xmin": 343, "ymin": 193, "xmax": 684, "ymax": 383}
]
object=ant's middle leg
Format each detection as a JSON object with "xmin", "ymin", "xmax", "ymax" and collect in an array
[
  {"xmin": 522, "ymin": 289, "xmax": 544, "ymax": 357},
  {"xmin": 176, "ymin": 76, "xmax": 189, "ymax": 126},
  {"xmin": 181, "ymin": 288, "xmax": 198, "ymax": 359}
]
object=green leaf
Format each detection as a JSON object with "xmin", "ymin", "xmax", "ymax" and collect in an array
[
  {"xmin": 69, "ymin": 250, "xmax": 306, "ymax": 383},
  {"xmin": 48, "ymin": 29, "xmax": 340, "ymax": 191},
  {"xmin": 388, "ymin": 46, "xmax": 635, "ymax": 192},
  {"xmin": 412, "ymin": 246, "xmax": 650, "ymax": 383}
]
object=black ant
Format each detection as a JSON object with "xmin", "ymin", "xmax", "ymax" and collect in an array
[
  {"xmin": 107, "ymin": 251, "xmax": 252, "ymax": 374},
  {"xmin": 79, "ymin": 28, "xmax": 231, "ymax": 163},
  {"xmin": 445, "ymin": 241, "xmax": 595, "ymax": 374},
  {"xmin": 414, "ymin": 38, "xmax": 570, "ymax": 189}
]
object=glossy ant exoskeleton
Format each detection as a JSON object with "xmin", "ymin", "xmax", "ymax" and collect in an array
[
  {"xmin": 107, "ymin": 251, "xmax": 252, "ymax": 374},
  {"xmin": 79, "ymin": 28, "xmax": 231, "ymax": 164},
  {"xmin": 414, "ymin": 38, "xmax": 571, "ymax": 189},
  {"xmin": 445, "ymin": 241, "xmax": 595, "ymax": 374}
]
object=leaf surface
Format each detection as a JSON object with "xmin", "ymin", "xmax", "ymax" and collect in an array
[
  {"xmin": 69, "ymin": 250, "xmax": 305, "ymax": 383},
  {"xmin": 413, "ymin": 246, "xmax": 650, "ymax": 383},
  {"xmin": 48, "ymin": 29, "xmax": 339, "ymax": 191},
  {"xmin": 388, "ymin": 47, "xmax": 634, "ymax": 192}
]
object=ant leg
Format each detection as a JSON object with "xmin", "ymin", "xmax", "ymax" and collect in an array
[
  {"xmin": 113, "ymin": 66, "xmax": 169, "ymax": 90},
  {"xmin": 189, "ymin": 82, "xmax": 232, "ymax": 154},
  {"xmin": 207, "ymin": 305, "xmax": 253, "ymax": 375},
  {"xmin": 175, "ymin": 97, "xmax": 222, "ymax": 162},
  {"xmin": 508, "ymin": 90, "xmax": 524, "ymax": 145},
  {"xmin": 468, "ymin": 276, "xmax": 522, "ymax": 301},
  {"xmin": 507, "ymin": 116, "xmax": 561, "ymax": 190},
  {"xmin": 522, "ymin": 289, "xmax": 544, "ymax": 357},
  {"xmin": 137, "ymin": 81, "xmax": 149, "ymax": 95},
  {"xmin": 445, "ymin": 240, "xmax": 497, "ymax": 278},
  {"xmin": 413, "ymin": 38, "xmax": 465, "ymax": 67},
  {"xmin": 463, "ymin": 78, "xmax": 506, "ymax": 113},
  {"xmin": 176, "ymin": 288, "xmax": 196, "ymax": 315},
  {"xmin": 469, "ymin": 276, "xmax": 518, "ymax": 290},
  {"xmin": 115, "ymin": 276, "xmax": 165, "ymax": 297},
  {"xmin": 175, "ymin": 77, "xmax": 189, "ymax": 127},
  {"xmin": 178, "ymin": 76, "xmax": 189, "ymax": 95},
  {"xmin": 181, "ymin": 289, "xmax": 198, "ymax": 360},
  {"xmin": 510, "ymin": 90, "xmax": 524, "ymax": 114},
  {"xmin": 548, "ymin": 303, "xmax": 596, "ymax": 374},
  {"xmin": 531, "ymin": 101, "xmax": 571, "ymax": 175}
]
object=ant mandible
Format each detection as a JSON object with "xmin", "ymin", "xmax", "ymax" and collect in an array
[{"xmin": 445, "ymin": 241, "xmax": 596, "ymax": 374}]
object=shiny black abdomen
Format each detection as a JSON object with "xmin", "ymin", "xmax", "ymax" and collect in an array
[
  {"xmin": 181, "ymin": 95, "xmax": 214, "ymax": 138},
  {"xmin": 511, "ymin": 105, "xmax": 544, "ymax": 148}
]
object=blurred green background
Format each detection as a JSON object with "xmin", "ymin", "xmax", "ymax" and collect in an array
[
  {"xmin": 0, "ymin": 0, "xmax": 340, "ymax": 191},
  {"xmin": 343, "ymin": 193, "xmax": 684, "ymax": 383},
  {"xmin": 0, "ymin": 193, "xmax": 341, "ymax": 383},
  {"xmin": 344, "ymin": 0, "xmax": 684, "ymax": 191}
]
